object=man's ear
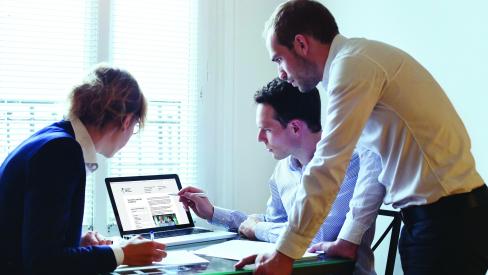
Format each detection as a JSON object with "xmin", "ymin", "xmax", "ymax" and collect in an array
[
  {"xmin": 293, "ymin": 34, "xmax": 309, "ymax": 56},
  {"xmin": 288, "ymin": 119, "xmax": 302, "ymax": 135}
]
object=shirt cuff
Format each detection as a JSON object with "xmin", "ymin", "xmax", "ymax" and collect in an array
[
  {"xmin": 254, "ymin": 222, "xmax": 275, "ymax": 242},
  {"xmin": 337, "ymin": 217, "xmax": 370, "ymax": 245},
  {"xmin": 275, "ymin": 228, "xmax": 312, "ymax": 260},
  {"xmin": 110, "ymin": 245, "xmax": 125, "ymax": 266},
  {"xmin": 210, "ymin": 206, "xmax": 234, "ymax": 227}
]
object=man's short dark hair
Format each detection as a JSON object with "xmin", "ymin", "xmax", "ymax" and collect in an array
[
  {"xmin": 264, "ymin": 0, "xmax": 339, "ymax": 49},
  {"xmin": 254, "ymin": 78, "xmax": 321, "ymax": 133}
]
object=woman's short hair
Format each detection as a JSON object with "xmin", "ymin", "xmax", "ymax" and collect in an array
[{"xmin": 69, "ymin": 64, "xmax": 147, "ymax": 130}]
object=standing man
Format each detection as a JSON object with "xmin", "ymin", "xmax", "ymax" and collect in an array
[
  {"xmin": 180, "ymin": 78, "xmax": 384, "ymax": 274},
  {"xmin": 236, "ymin": 1, "xmax": 488, "ymax": 274}
]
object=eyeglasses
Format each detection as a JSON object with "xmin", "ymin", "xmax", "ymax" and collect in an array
[{"xmin": 133, "ymin": 122, "xmax": 140, "ymax": 135}]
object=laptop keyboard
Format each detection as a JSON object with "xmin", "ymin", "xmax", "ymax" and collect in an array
[{"xmin": 146, "ymin": 228, "xmax": 212, "ymax": 239}]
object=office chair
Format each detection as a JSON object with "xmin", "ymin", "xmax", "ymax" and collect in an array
[{"xmin": 372, "ymin": 209, "xmax": 402, "ymax": 275}]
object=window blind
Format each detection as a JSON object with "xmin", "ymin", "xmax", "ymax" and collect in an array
[
  {"xmin": 107, "ymin": 0, "xmax": 199, "ymax": 226},
  {"xmin": 0, "ymin": 0, "xmax": 98, "ymax": 227},
  {"xmin": 0, "ymin": 0, "xmax": 199, "ymax": 231}
]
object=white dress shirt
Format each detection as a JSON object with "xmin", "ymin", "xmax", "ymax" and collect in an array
[
  {"xmin": 276, "ymin": 34, "xmax": 484, "ymax": 259},
  {"xmin": 211, "ymin": 154, "xmax": 363, "ymax": 244},
  {"xmin": 212, "ymin": 153, "xmax": 381, "ymax": 275}
]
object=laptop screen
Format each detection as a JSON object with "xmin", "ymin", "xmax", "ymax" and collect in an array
[{"xmin": 105, "ymin": 174, "xmax": 194, "ymax": 235}]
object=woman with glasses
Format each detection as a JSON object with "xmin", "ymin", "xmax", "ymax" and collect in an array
[{"xmin": 0, "ymin": 64, "xmax": 166, "ymax": 274}]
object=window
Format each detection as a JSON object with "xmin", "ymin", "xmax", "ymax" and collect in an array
[
  {"xmin": 0, "ymin": 0, "xmax": 199, "ymax": 234},
  {"xmin": 105, "ymin": 0, "xmax": 199, "ymax": 230}
]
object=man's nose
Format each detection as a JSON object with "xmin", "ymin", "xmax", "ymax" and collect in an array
[
  {"xmin": 279, "ymin": 69, "xmax": 287, "ymax": 81},
  {"xmin": 257, "ymin": 130, "xmax": 266, "ymax": 142}
]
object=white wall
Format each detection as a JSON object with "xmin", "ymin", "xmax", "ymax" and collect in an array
[
  {"xmin": 198, "ymin": 0, "xmax": 282, "ymax": 213},
  {"xmin": 325, "ymin": 1, "xmax": 488, "ymax": 274}
]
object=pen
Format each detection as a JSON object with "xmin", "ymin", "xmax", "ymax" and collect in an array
[
  {"xmin": 150, "ymin": 231, "xmax": 154, "ymax": 241},
  {"xmin": 168, "ymin": 192, "xmax": 208, "ymax": 198}
]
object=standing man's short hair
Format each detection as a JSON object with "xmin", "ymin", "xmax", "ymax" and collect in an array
[
  {"xmin": 264, "ymin": 0, "xmax": 339, "ymax": 49},
  {"xmin": 254, "ymin": 78, "xmax": 321, "ymax": 133}
]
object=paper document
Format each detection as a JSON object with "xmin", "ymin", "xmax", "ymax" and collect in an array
[
  {"xmin": 154, "ymin": 250, "xmax": 209, "ymax": 266},
  {"xmin": 193, "ymin": 240, "xmax": 318, "ymax": 261},
  {"xmin": 116, "ymin": 249, "xmax": 209, "ymax": 272}
]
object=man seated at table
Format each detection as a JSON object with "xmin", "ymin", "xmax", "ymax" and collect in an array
[{"xmin": 179, "ymin": 78, "xmax": 385, "ymax": 275}]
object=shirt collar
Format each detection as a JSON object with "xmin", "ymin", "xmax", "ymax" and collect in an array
[
  {"xmin": 68, "ymin": 115, "xmax": 99, "ymax": 173},
  {"xmin": 322, "ymin": 34, "xmax": 348, "ymax": 89},
  {"xmin": 288, "ymin": 156, "xmax": 304, "ymax": 172}
]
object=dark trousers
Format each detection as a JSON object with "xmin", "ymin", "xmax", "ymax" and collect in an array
[{"xmin": 399, "ymin": 185, "xmax": 488, "ymax": 275}]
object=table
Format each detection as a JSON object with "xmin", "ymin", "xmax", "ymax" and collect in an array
[{"xmin": 112, "ymin": 239, "xmax": 354, "ymax": 275}]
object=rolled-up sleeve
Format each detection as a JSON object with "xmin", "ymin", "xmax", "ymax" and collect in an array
[{"xmin": 210, "ymin": 207, "xmax": 248, "ymax": 231}]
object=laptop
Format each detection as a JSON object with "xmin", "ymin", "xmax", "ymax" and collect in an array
[{"xmin": 105, "ymin": 174, "xmax": 236, "ymax": 246}]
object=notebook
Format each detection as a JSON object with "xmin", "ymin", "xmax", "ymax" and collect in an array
[{"xmin": 105, "ymin": 174, "xmax": 236, "ymax": 246}]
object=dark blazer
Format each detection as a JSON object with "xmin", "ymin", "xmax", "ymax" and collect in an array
[{"xmin": 0, "ymin": 120, "xmax": 117, "ymax": 274}]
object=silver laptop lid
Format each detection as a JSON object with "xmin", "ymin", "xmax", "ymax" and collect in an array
[{"xmin": 105, "ymin": 174, "xmax": 195, "ymax": 236}]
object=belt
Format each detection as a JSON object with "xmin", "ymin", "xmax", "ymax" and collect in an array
[{"xmin": 400, "ymin": 184, "xmax": 488, "ymax": 225}]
